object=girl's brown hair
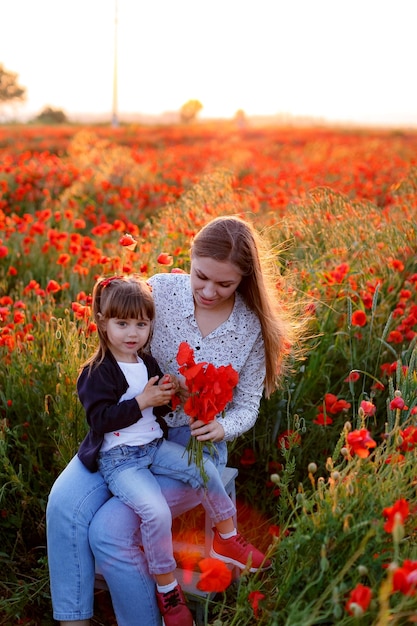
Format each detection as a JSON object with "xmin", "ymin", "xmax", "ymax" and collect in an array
[
  {"xmin": 191, "ymin": 215, "xmax": 296, "ymax": 397},
  {"xmin": 83, "ymin": 275, "xmax": 154, "ymax": 372}
]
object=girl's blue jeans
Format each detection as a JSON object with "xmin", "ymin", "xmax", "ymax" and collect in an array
[
  {"xmin": 97, "ymin": 437, "xmax": 235, "ymax": 576},
  {"xmin": 46, "ymin": 426, "xmax": 228, "ymax": 624}
]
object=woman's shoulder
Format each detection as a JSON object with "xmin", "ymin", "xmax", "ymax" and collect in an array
[
  {"xmin": 148, "ymin": 272, "xmax": 190, "ymax": 297},
  {"xmin": 148, "ymin": 272, "xmax": 189, "ymax": 286}
]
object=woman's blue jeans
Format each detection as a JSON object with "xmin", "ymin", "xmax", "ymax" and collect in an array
[{"xmin": 46, "ymin": 427, "xmax": 228, "ymax": 624}]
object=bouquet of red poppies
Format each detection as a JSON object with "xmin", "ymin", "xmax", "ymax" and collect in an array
[{"xmin": 174, "ymin": 341, "xmax": 239, "ymax": 484}]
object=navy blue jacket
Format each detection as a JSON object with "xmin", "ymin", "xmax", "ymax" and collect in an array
[{"xmin": 77, "ymin": 350, "xmax": 168, "ymax": 472}]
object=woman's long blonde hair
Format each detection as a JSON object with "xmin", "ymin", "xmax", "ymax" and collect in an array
[{"xmin": 191, "ymin": 215, "xmax": 297, "ymax": 397}]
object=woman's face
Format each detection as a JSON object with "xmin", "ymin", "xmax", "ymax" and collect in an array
[{"xmin": 190, "ymin": 255, "xmax": 242, "ymax": 311}]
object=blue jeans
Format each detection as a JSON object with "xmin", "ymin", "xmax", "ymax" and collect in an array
[
  {"xmin": 97, "ymin": 438, "xmax": 235, "ymax": 576},
  {"xmin": 46, "ymin": 432, "xmax": 228, "ymax": 624}
]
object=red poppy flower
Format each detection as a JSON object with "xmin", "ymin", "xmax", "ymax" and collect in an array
[
  {"xmin": 380, "ymin": 361, "xmax": 397, "ymax": 376},
  {"xmin": 389, "ymin": 258, "xmax": 405, "ymax": 272},
  {"xmin": 240, "ymin": 448, "xmax": 256, "ymax": 467},
  {"xmin": 383, "ymin": 498, "xmax": 409, "ymax": 533},
  {"xmin": 157, "ymin": 252, "xmax": 173, "ymax": 266},
  {"xmin": 57, "ymin": 253, "xmax": 71, "ymax": 266},
  {"xmin": 196, "ymin": 558, "xmax": 232, "ymax": 592},
  {"xmin": 23, "ymin": 279, "xmax": 41, "ymax": 294},
  {"xmin": 346, "ymin": 429, "xmax": 376, "ymax": 458},
  {"xmin": 399, "ymin": 426, "xmax": 417, "ymax": 452},
  {"xmin": 268, "ymin": 524, "xmax": 280, "ymax": 537},
  {"xmin": 248, "ymin": 590, "xmax": 265, "ymax": 619},
  {"xmin": 176, "ymin": 341, "xmax": 196, "ymax": 369},
  {"xmin": 277, "ymin": 429, "xmax": 301, "ymax": 449},
  {"xmin": 46, "ymin": 280, "xmax": 61, "ymax": 294},
  {"xmin": 321, "ymin": 393, "xmax": 351, "ymax": 415},
  {"xmin": 360, "ymin": 400, "xmax": 376, "ymax": 417},
  {"xmin": 399, "ymin": 289, "xmax": 412, "ymax": 300},
  {"xmin": 344, "ymin": 371, "xmax": 360, "ymax": 382},
  {"xmin": 14, "ymin": 311, "xmax": 25, "ymax": 324},
  {"xmin": 323, "ymin": 392, "xmax": 337, "ymax": 406},
  {"xmin": 119, "ymin": 233, "xmax": 137, "ymax": 250},
  {"xmin": 387, "ymin": 330, "xmax": 404, "ymax": 344},
  {"xmin": 345, "ymin": 583, "xmax": 372, "ymax": 616},
  {"xmin": 71, "ymin": 302, "xmax": 91, "ymax": 320},
  {"xmin": 393, "ymin": 560, "xmax": 417, "ymax": 595},
  {"xmin": 0, "ymin": 307, "xmax": 10, "ymax": 322},
  {"xmin": 313, "ymin": 412, "xmax": 333, "ymax": 426},
  {"xmin": 351, "ymin": 310, "xmax": 367, "ymax": 327}
]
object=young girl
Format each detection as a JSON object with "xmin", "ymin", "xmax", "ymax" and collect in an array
[{"xmin": 76, "ymin": 274, "xmax": 271, "ymax": 626}]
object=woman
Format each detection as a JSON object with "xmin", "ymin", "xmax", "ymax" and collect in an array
[{"xmin": 46, "ymin": 215, "xmax": 296, "ymax": 625}]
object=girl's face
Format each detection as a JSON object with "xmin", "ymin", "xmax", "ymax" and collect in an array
[
  {"xmin": 103, "ymin": 317, "xmax": 152, "ymax": 362},
  {"xmin": 190, "ymin": 255, "xmax": 242, "ymax": 311}
]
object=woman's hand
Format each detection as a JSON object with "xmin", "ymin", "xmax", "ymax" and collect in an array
[{"xmin": 190, "ymin": 418, "xmax": 225, "ymax": 443}]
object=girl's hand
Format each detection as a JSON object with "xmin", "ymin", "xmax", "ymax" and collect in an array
[
  {"xmin": 136, "ymin": 376, "xmax": 174, "ymax": 410},
  {"xmin": 190, "ymin": 418, "xmax": 225, "ymax": 443},
  {"xmin": 158, "ymin": 373, "xmax": 179, "ymax": 393},
  {"xmin": 160, "ymin": 374, "xmax": 188, "ymax": 407}
]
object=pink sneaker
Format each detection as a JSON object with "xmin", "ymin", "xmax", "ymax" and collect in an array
[
  {"xmin": 156, "ymin": 584, "xmax": 194, "ymax": 626},
  {"xmin": 210, "ymin": 529, "xmax": 272, "ymax": 572}
]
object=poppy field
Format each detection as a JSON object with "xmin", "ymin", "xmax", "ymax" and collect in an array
[{"xmin": 1, "ymin": 120, "xmax": 417, "ymax": 624}]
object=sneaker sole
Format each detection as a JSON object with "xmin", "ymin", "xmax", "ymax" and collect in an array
[{"xmin": 209, "ymin": 548, "xmax": 272, "ymax": 573}]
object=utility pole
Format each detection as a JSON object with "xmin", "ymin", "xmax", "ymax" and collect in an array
[{"xmin": 111, "ymin": 0, "xmax": 119, "ymax": 127}]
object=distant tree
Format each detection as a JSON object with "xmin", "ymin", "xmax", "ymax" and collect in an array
[
  {"xmin": 0, "ymin": 63, "xmax": 26, "ymax": 105},
  {"xmin": 34, "ymin": 106, "xmax": 68, "ymax": 124},
  {"xmin": 234, "ymin": 109, "xmax": 247, "ymax": 129},
  {"xmin": 180, "ymin": 99, "xmax": 203, "ymax": 124}
]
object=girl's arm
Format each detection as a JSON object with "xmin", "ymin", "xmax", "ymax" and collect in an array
[{"xmin": 77, "ymin": 365, "xmax": 142, "ymax": 435}]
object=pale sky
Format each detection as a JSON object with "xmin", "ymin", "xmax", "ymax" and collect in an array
[{"xmin": 1, "ymin": 0, "xmax": 417, "ymax": 126}]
